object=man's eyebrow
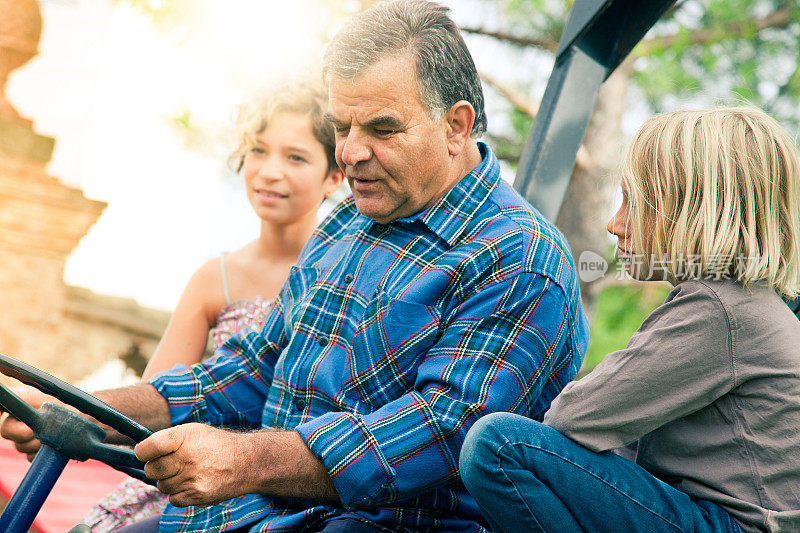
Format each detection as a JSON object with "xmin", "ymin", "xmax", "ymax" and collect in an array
[
  {"xmin": 322, "ymin": 113, "xmax": 404, "ymax": 130},
  {"xmin": 323, "ymin": 113, "xmax": 345, "ymax": 127},
  {"xmin": 365, "ymin": 116, "xmax": 403, "ymax": 130}
]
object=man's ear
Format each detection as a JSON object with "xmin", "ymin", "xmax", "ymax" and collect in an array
[
  {"xmin": 444, "ymin": 100, "xmax": 476, "ymax": 157},
  {"xmin": 324, "ymin": 166, "xmax": 345, "ymax": 198}
]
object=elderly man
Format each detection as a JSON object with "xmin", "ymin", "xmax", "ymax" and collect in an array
[{"xmin": 2, "ymin": 1, "xmax": 588, "ymax": 531}]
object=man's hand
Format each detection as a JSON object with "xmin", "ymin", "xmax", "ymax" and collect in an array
[
  {"xmin": 135, "ymin": 423, "xmax": 255, "ymax": 507},
  {"xmin": 135, "ymin": 423, "xmax": 339, "ymax": 507},
  {"xmin": 0, "ymin": 385, "xmax": 55, "ymax": 461}
]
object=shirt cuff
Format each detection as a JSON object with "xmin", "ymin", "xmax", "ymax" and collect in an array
[
  {"xmin": 296, "ymin": 411, "xmax": 396, "ymax": 508},
  {"xmin": 148, "ymin": 365, "xmax": 208, "ymax": 426}
]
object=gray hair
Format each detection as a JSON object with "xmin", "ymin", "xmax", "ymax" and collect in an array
[{"xmin": 323, "ymin": 0, "xmax": 487, "ymax": 137}]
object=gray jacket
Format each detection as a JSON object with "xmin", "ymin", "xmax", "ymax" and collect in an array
[{"xmin": 545, "ymin": 279, "xmax": 800, "ymax": 532}]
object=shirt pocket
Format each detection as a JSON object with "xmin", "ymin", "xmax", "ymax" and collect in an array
[{"xmin": 343, "ymin": 292, "xmax": 440, "ymax": 408}]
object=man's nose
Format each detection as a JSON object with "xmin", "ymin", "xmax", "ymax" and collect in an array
[{"xmin": 339, "ymin": 130, "xmax": 372, "ymax": 166}]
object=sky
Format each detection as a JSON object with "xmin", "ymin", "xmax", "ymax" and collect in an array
[{"xmin": 7, "ymin": 0, "xmax": 630, "ymax": 312}]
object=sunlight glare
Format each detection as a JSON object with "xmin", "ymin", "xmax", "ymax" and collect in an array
[
  {"xmin": 193, "ymin": 0, "xmax": 322, "ymax": 85},
  {"xmin": 58, "ymin": 0, "xmax": 329, "ymax": 310}
]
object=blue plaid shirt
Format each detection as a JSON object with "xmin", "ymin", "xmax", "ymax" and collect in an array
[{"xmin": 150, "ymin": 144, "xmax": 589, "ymax": 532}]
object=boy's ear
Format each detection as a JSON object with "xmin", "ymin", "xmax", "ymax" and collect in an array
[{"xmin": 444, "ymin": 100, "xmax": 475, "ymax": 157}]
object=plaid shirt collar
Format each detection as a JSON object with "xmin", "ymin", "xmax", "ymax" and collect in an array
[{"xmin": 387, "ymin": 142, "xmax": 500, "ymax": 247}]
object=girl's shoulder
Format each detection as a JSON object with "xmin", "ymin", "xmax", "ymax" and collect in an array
[
  {"xmin": 170, "ymin": 255, "xmax": 228, "ymax": 327},
  {"xmin": 663, "ymin": 278, "xmax": 769, "ymax": 317},
  {"xmin": 656, "ymin": 279, "xmax": 729, "ymax": 320},
  {"xmin": 189, "ymin": 255, "xmax": 227, "ymax": 299}
]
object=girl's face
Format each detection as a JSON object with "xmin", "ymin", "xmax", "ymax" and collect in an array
[
  {"xmin": 607, "ymin": 184, "xmax": 636, "ymax": 275},
  {"xmin": 242, "ymin": 111, "xmax": 342, "ymax": 226}
]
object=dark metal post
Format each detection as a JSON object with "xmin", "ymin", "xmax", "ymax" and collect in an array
[
  {"xmin": 0, "ymin": 445, "xmax": 69, "ymax": 533},
  {"xmin": 513, "ymin": 0, "xmax": 676, "ymax": 222}
]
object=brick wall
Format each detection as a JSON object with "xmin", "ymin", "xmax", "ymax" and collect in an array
[{"xmin": 0, "ymin": 122, "xmax": 170, "ymax": 386}]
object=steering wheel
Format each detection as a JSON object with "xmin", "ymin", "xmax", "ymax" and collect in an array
[{"xmin": 0, "ymin": 352, "xmax": 154, "ymax": 533}]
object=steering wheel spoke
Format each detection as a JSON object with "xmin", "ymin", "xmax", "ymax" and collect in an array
[
  {"xmin": 0, "ymin": 352, "xmax": 162, "ymax": 533},
  {"xmin": 0, "ymin": 384, "xmax": 42, "ymax": 433}
]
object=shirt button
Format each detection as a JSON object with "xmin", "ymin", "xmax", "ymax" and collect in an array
[
  {"xmin": 344, "ymin": 274, "xmax": 354, "ymax": 284},
  {"xmin": 374, "ymin": 224, "xmax": 390, "ymax": 234},
  {"xmin": 294, "ymin": 399, "xmax": 306, "ymax": 411},
  {"xmin": 318, "ymin": 336, "xmax": 329, "ymax": 347}
]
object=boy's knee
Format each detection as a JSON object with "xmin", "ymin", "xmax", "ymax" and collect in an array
[{"xmin": 460, "ymin": 412, "xmax": 526, "ymax": 486}]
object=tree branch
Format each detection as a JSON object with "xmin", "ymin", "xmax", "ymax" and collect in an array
[
  {"xmin": 636, "ymin": 8, "xmax": 792, "ymax": 57},
  {"xmin": 460, "ymin": 25, "xmax": 559, "ymax": 53},
  {"xmin": 478, "ymin": 69, "xmax": 540, "ymax": 119},
  {"xmin": 461, "ymin": 8, "xmax": 792, "ymax": 61},
  {"xmin": 478, "ymin": 69, "xmax": 593, "ymax": 171}
]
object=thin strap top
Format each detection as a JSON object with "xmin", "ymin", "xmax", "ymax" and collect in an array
[
  {"xmin": 219, "ymin": 252, "xmax": 232, "ymax": 305},
  {"xmin": 210, "ymin": 252, "xmax": 274, "ymax": 348}
]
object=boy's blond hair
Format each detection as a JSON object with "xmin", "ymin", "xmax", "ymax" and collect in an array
[
  {"xmin": 622, "ymin": 106, "xmax": 800, "ymax": 297},
  {"xmin": 228, "ymin": 80, "xmax": 335, "ymax": 173}
]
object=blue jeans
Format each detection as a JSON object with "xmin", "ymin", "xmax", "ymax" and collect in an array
[{"xmin": 459, "ymin": 413, "xmax": 743, "ymax": 533}]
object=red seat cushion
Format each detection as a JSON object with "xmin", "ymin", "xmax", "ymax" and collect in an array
[{"xmin": 0, "ymin": 438, "xmax": 128, "ymax": 533}]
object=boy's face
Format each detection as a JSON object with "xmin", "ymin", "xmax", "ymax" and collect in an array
[{"xmin": 607, "ymin": 184, "xmax": 637, "ymax": 277}]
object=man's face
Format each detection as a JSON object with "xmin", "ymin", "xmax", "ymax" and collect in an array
[{"xmin": 326, "ymin": 53, "xmax": 456, "ymax": 224}]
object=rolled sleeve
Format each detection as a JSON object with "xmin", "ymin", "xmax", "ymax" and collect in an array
[
  {"xmin": 149, "ymin": 306, "xmax": 288, "ymax": 428},
  {"xmin": 297, "ymin": 272, "xmax": 582, "ymax": 507}
]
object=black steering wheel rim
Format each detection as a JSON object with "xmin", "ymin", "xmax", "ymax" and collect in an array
[
  {"xmin": 0, "ymin": 352, "xmax": 155, "ymax": 485},
  {"xmin": 0, "ymin": 352, "xmax": 152, "ymax": 443},
  {"xmin": 0, "ymin": 354, "xmax": 159, "ymax": 533}
]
